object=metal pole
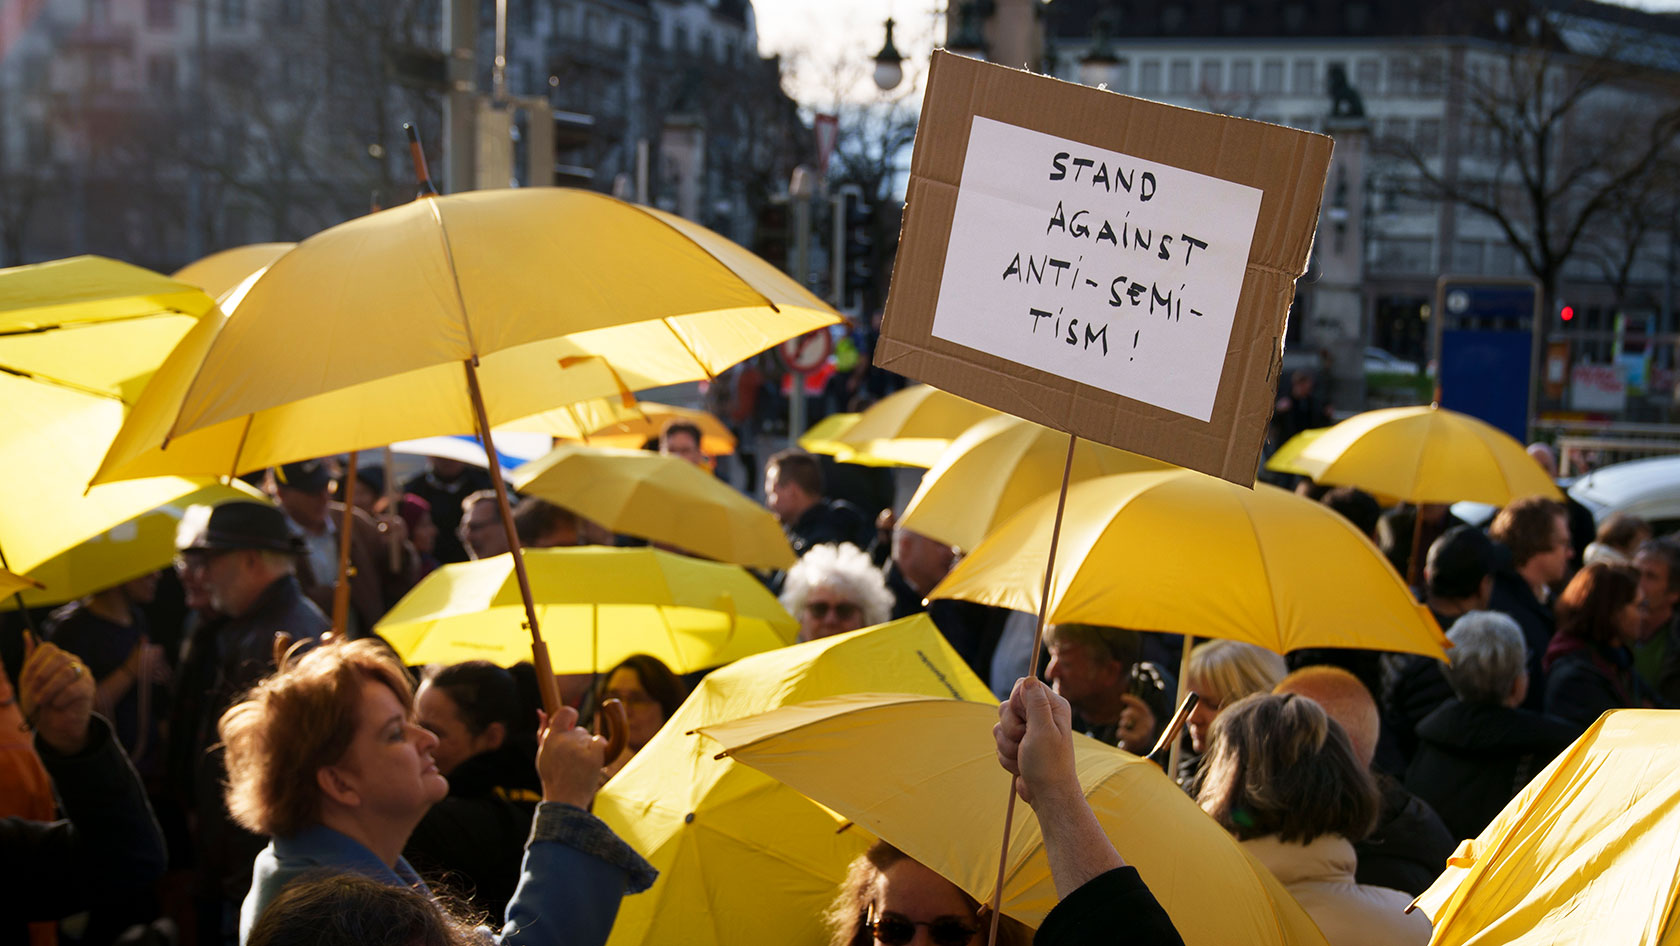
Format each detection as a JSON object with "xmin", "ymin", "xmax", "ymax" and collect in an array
[
  {"xmin": 442, "ymin": 0, "xmax": 478, "ymax": 194},
  {"xmin": 790, "ymin": 186, "xmax": 812, "ymax": 440}
]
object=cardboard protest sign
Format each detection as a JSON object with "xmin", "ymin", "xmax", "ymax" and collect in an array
[{"xmin": 877, "ymin": 52, "xmax": 1333, "ymax": 484}]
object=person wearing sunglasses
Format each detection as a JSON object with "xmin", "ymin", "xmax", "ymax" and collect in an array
[
  {"xmin": 824, "ymin": 840, "xmax": 1033, "ymax": 946},
  {"xmin": 584, "ymin": 654, "xmax": 686, "ymax": 780},
  {"xmin": 780, "ymin": 543, "xmax": 895, "ymax": 643}
]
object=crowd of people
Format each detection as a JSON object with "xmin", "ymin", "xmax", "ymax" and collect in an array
[{"xmin": 3, "ymin": 396, "xmax": 1675, "ymax": 946}]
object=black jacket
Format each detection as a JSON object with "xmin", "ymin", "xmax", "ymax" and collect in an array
[
  {"xmin": 785, "ymin": 499, "xmax": 873, "ymax": 558},
  {"xmin": 1543, "ymin": 639, "xmax": 1664, "ymax": 734},
  {"xmin": 1033, "ymin": 866, "xmax": 1185, "ymax": 946},
  {"xmin": 1405, "ymin": 698, "xmax": 1577, "ymax": 841},
  {"xmin": 404, "ymin": 739, "xmax": 542, "ymax": 921},
  {"xmin": 1, "ymin": 717, "xmax": 166, "ymax": 946},
  {"xmin": 1488, "ymin": 571, "xmax": 1554, "ymax": 710},
  {"xmin": 1353, "ymin": 772, "xmax": 1456, "ymax": 897}
]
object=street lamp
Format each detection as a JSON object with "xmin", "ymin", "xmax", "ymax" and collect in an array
[
  {"xmin": 1079, "ymin": 9, "xmax": 1123, "ymax": 88},
  {"xmin": 873, "ymin": 17, "xmax": 905, "ymax": 92}
]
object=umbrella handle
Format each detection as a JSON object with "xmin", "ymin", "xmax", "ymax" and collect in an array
[
  {"xmin": 272, "ymin": 632, "xmax": 294, "ymax": 668},
  {"xmin": 597, "ymin": 698, "xmax": 628, "ymax": 762}
]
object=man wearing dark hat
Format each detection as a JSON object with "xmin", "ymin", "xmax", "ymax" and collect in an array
[
  {"xmin": 181, "ymin": 500, "xmax": 329, "ymax": 689},
  {"xmin": 268, "ymin": 459, "xmax": 417, "ymax": 634},
  {"xmin": 1382, "ymin": 525, "xmax": 1510, "ymax": 765},
  {"xmin": 177, "ymin": 500, "xmax": 329, "ymax": 942}
]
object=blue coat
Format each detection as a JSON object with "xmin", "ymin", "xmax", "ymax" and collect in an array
[{"xmin": 240, "ymin": 803, "xmax": 656, "ymax": 946}]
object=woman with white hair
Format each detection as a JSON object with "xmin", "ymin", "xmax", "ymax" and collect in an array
[
  {"xmin": 780, "ymin": 543, "xmax": 896, "ymax": 642},
  {"xmin": 1404, "ymin": 611, "xmax": 1578, "ymax": 840}
]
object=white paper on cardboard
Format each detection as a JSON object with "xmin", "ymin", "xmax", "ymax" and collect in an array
[{"xmin": 930, "ymin": 116, "xmax": 1264, "ymax": 422}]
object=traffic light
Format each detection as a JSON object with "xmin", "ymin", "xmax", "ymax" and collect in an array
[
  {"xmin": 1560, "ymin": 304, "xmax": 1575, "ymax": 322},
  {"xmin": 843, "ymin": 191, "xmax": 875, "ymax": 300},
  {"xmin": 755, "ymin": 198, "xmax": 791, "ymax": 274}
]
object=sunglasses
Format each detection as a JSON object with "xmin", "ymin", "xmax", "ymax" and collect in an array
[
  {"xmin": 866, "ymin": 909, "xmax": 978, "ymax": 946},
  {"xmin": 805, "ymin": 600, "xmax": 862, "ymax": 621}
]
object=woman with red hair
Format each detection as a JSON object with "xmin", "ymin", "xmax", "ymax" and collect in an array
[
  {"xmin": 1542, "ymin": 562, "xmax": 1665, "ymax": 732},
  {"xmin": 219, "ymin": 639, "xmax": 654, "ymax": 945}
]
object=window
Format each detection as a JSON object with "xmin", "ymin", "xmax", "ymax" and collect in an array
[
  {"xmin": 220, "ymin": 0, "xmax": 245, "ymax": 28},
  {"xmin": 1160, "ymin": 3, "xmax": 1186, "ymax": 32},
  {"xmin": 672, "ymin": 24, "xmax": 688, "ymax": 52},
  {"xmin": 1355, "ymin": 59, "xmax": 1379, "ymax": 95},
  {"xmin": 1381, "ymin": 117, "xmax": 1412, "ymax": 146},
  {"xmin": 1282, "ymin": 2, "xmax": 1306, "ymax": 32},
  {"xmin": 88, "ymin": 0, "xmax": 110, "ymax": 25},
  {"xmin": 1220, "ymin": 2, "xmax": 1244, "ymax": 33},
  {"xmin": 147, "ymin": 54, "xmax": 177, "ymax": 97},
  {"xmin": 1260, "ymin": 59, "xmax": 1284, "ymax": 93},
  {"xmin": 1375, "ymin": 237, "xmax": 1434, "ymax": 274},
  {"xmin": 1386, "ymin": 57, "xmax": 1412, "ymax": 96},
  {"xmin": 1139, "ymin": 60, "xmax": 1162, "ymax": 95},
  {"xmin": 146, "ymin": 0, "xmax": 175, "ymax": 29},
  {"xmin": 700, "ymin": 30, "xmax": 714, "ymax": 61},
  {"xmin": 89, "ymin": 58, "xmax": 112, "ymax": 90},
  {"xmin": 1109, "ymin": 61, "xmax": 1132, "ymax": 92},
  {"xmin": 1168, "ymin": 59, "xmax": 1192, "ymax": 94},
  {"xmin": 1291, "ymin": 59, "xmax": 1315, "ymax": 95},
  {"xmin": 1230, "ymin": 59, "xmax": 1254, "ymax": 92},
  {"xmin": 1345, "ymin": 2, "xmax": 1371, "ymax": 32},
  {"xmin": 1199, "ymin": 59, "xmax": 1223, "ymax": 92},
  {"xmin": 277, "ymin": 0, "xmax": 302, "ymax": 24},
  {"xmin": 1415, "ymin": 119, "xmax": 1441, "ymax": 156},
  {"xmin": 1418, "ymin": 56, "xmax": 1443, "ymax": 96},
  {"xmin": 1289, "ymin": 114, "xmax": 1315, "ymax": 130},
  {"xmin": 1453, "ymin": 240, "xmax": 1485, "ymax": 272}
]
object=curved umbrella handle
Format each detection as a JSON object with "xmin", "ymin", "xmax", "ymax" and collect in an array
[
  {"xmin": 272, "ymin": 632, "xmax": 293, "ymax": 669},
  {"xmin": 597, "ymin": 697, "xmax": 628, "ymax": 762}
]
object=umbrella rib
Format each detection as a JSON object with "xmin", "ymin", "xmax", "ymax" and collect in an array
[
  {"xmin": 0, "ymin": 364, "xmax": 126, "ymax": 402},
  {"xmin": 424, "ymin": 198, "xmax": 481, "ymax": 357}
]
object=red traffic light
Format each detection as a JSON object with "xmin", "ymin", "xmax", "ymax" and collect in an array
[{"xmin": 1560, "ymin": 305, "xmax": 1574, "ymax": 322}]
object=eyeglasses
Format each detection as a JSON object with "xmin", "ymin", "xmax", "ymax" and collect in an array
[
  {"xmin": 805, "ymin": 600, "xmax": 861, "ymax": 622},
  {"xmin": 865, "ymin": 908, "xmax": 978, "ymax": 946}
]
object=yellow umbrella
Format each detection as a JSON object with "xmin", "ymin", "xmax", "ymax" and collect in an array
[
  {"xmin": 830, "ymin": 384, "xmax": 998, "ymax": 467},
  {"xmin": 931, "ymin": 469, "xmax": 1447, "ymax": 659},
  {"xmin": 94, "ymin": 183, "xmax": 837, "ymax": 714},
  {"xmin": 171, "ymin": 243, "xmax": 294, "ymax": 301},
  {"xmin": 1414, "ymin": 710, "xmax": 1680, "ymax": 945},
  {"xmin": 595, "ymin": 615, "xmax": 996, "ymax": 946},
  {"xmin": 1263, "ymin": 428, "xmax": 1329, "ymax": 478},
  {"xmin": 1289, "ymin": 405, "xmax": 1562, "ymax": 506},
  {"xmin": 699, "ymin": 694, "xmax": 1330, "ymax": 946},
  {"xmin": 10, "ymin": 481, "xmax": 267, "ymax": 609},
  {"xmin": 0, "ymin": 570, "xmax": 42, "ymax": 600},
  {"xmin": 0, "ymin": 255, "xmax": 218, "ymax": 333},
  {"xmin": 798, "ymin": 412, "xmax": 860, "ymax": 457},
  {"xmin": 899, "ymin": 414, "xmax": 1172, "ymax": 552},
  {"xmin": 0, "ymin": 276, "xmax": 228, "ymax": 581},
  {"xmin": 506, "ymin": 399, "xmax": 736, "ymax": 455},
  {"xmin": 375, "ymin": 547, "xmax": 794, "ymax": 672},
  {"xmin": 510, "ymin": 443, "xmax": 794, "ymax": 570}
]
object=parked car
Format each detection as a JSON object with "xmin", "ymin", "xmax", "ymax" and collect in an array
[
  {"xmin": 1364, "ymin": 346, "xmax": 1421, "ymax": 375},
  {"xmin": 1452, "ymin": 454, "xmax": 1680, "ymax": 537}
]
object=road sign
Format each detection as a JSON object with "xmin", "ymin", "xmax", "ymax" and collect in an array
[
  {"xmin": 778, "ymin": 330, "xmax": 833, "ymax": 374},
  {"xmin": 1434, "ymin": 276, "xmax": 1542, "ymax": 443}
]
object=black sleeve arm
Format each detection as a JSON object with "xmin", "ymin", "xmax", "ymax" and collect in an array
[{"xmin": 1033, "ymin": 867, "xmax": 1186, "ymax": 946}]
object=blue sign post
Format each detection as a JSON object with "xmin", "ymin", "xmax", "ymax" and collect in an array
[{"xmin": 1433, "ymin": 278, "xmax": 1541, "ymax": 443}]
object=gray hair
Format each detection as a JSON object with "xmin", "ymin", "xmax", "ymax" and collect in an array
[
  {"xmin": 779, "ymin": 542, "xmax": 894, "ymax": 629},
  {"xmin": 1441, "ymin": 611, "xmax": 1527, "ymax": 704}
]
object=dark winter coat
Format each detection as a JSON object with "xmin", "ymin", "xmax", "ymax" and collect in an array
[
  {"xmin": 1405, "ymin": 698, "xmax": 1578, "ymax": 841},
  {"xmin": 1353, "ymin": 773, "xmax": 1456, "ymax": 897}
]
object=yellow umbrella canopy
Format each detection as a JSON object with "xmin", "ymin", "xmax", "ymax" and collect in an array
[
  {"xmin": 0, "ymin": 286, "xmax": 229, "ymax": 580},
  {"xmin": 931, "ymin": 469, "xmax": 1448, "ymax": 659},
  {"xmin": 506, "ymin": 399, "xmax": 737, "ymax": 455},
  {"xmin": 595, "ymin": 615, "xmax": 996, "ymax": 946},
  {"xmin": 899, "ymin": 414, "xmax": 1173, "ymax": 552},
  {"xmin": 0, "ymin": 570, "xmax": 42, "ymax": 600},
  {"xmin": 93, "ymin": 192, "xmax": 837, "ymax": 484},
  {"xmin": 150, "ymin": 188, "xmax": 837, "ymax": 440},
  {"xmin": 510, "ymin": 443, "xmax": 794, "ymax": 570},
  {"xmin": 830, "ymin": 384, "xmax": 998, "ymax": 467},
  {"xmin": 375, "ymin": 546, "xmax": 795, "ymax": 672},
  {"xmin": 700, "ymin": 694, "xmax": 1330, "ymax": 945},
  {"xmin": 171, "ymin": 242, "xmax": 294, "ymax": 301},
  {"xmin": 1289, "ymin": 405, "xmax": 1562, "ymax": 506},
  {"xmin": 0, "ymin": 255, "xmax": 218, "ymax": 333},
  {"xmin": 11, "ymin": 481, "xmax": 267, "ymax": 609},
  {"xmin": 1262, "ymin": 427, "xmax": 1329, "ymax": 478},
  {"xmin": 1414, "ymin": 710, "xmax": 1680, "ymax": 945},
  {"xmin": 796, "ymin": 412, "xmax": 903, "ymax": 468}
]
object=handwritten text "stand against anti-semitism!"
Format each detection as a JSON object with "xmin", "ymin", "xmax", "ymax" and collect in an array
[{"xmin": 1003, "ymin": 151, "xmax": 1214, "ymax": 361}]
